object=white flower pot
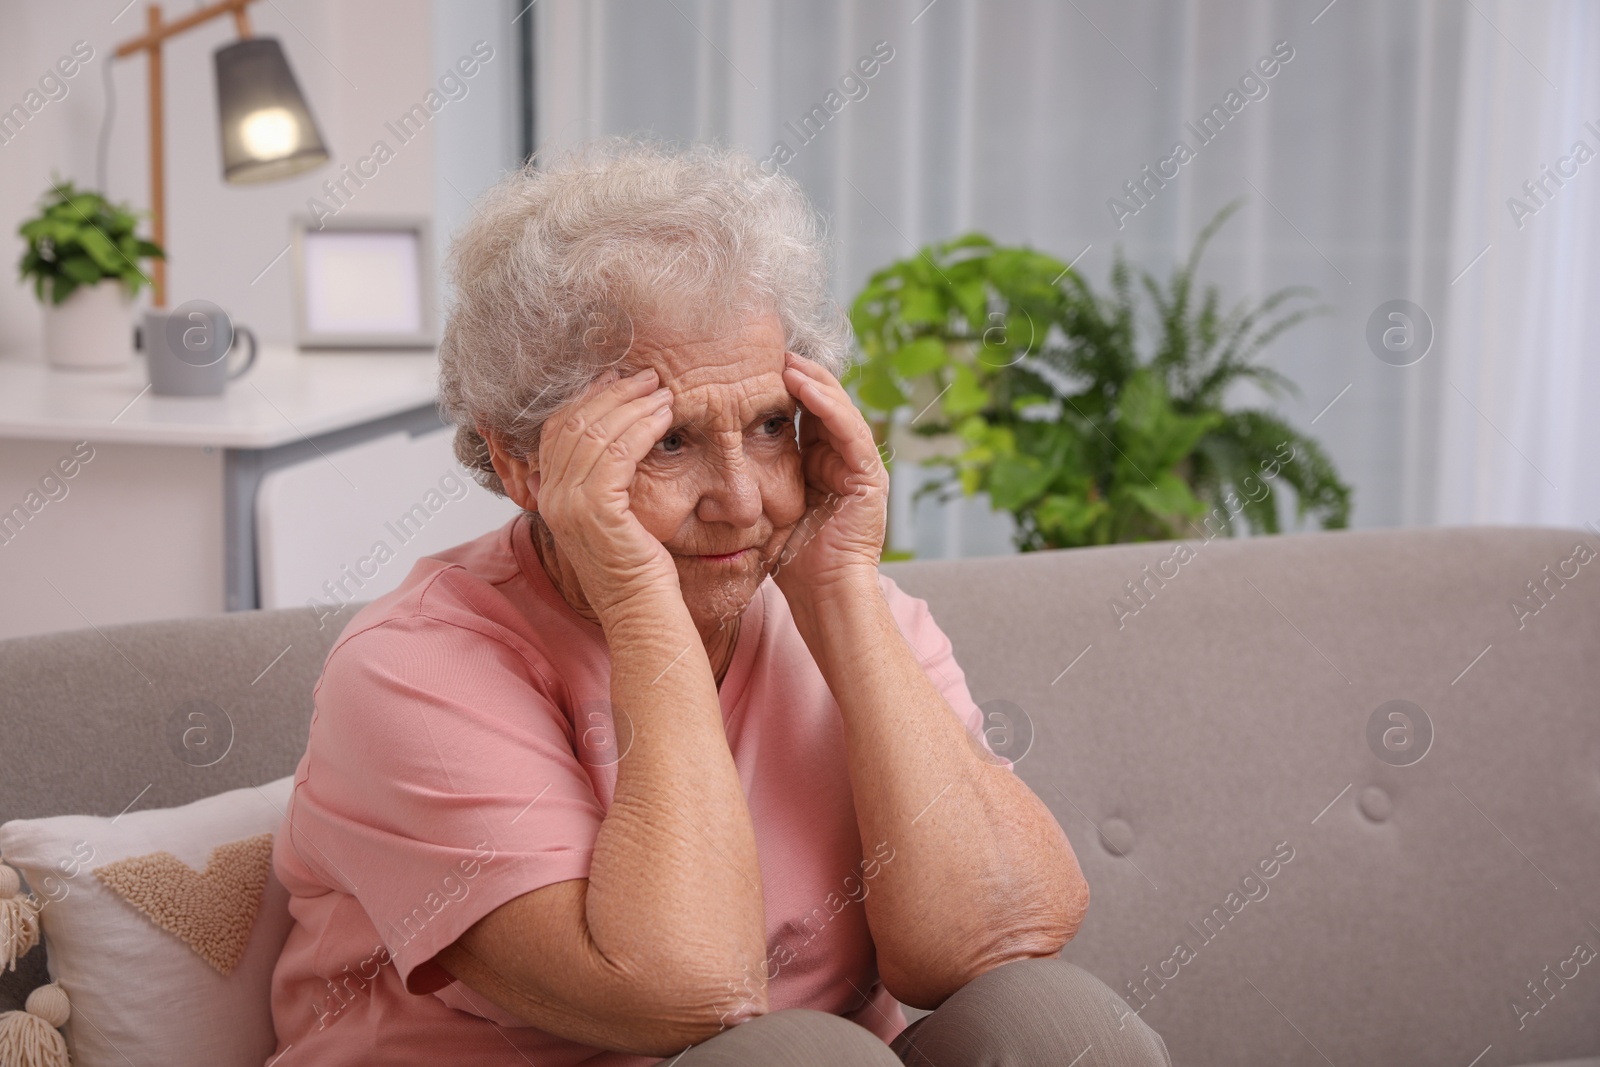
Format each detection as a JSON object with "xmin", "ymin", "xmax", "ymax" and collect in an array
[{"xmin": 41, "ymin": 280, "xmax": 138, "ymax": 370}]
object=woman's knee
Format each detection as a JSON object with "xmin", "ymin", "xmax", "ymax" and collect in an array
[
  {"xmin": 676, "ymin": 1008, "xmax": 902, "ymax": 1067},
  {"xmin": 897, "ymin": 957, "xmax": 1171, "ymax": 1067}
]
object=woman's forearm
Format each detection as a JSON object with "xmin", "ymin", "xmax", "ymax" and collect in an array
[
  {"xmin": 789, "ymin": 577, "xmax": 1087, "ymax": 1009},
  {"xmin": 585, "ymin": 588, "xmax": 769, "ymax": 1026}
]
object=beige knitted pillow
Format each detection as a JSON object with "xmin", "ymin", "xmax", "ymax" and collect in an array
[
  {"xmin": 0, "ymin": 777, "xmax": 293, "ymax": 1067},
  {"xmin": 93, "ymin": 833, "xmax": 274, "ymax": 975}
]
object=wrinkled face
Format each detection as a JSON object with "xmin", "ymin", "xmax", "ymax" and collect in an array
[{"xmin": 623, "ymin": 309, "xmax": 807, "ymax": 630}]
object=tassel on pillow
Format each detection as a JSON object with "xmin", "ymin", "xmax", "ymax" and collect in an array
[
  {"xmin": 0, "ymin": 864, "xmax": 69, "ymax": 1065},
  {"xmin": 0, "ymin": 981, "xmax": 71, "ymax": 1067},
  {"xmin": 0, "ymin": 864, "xmax": 41, "ymax": 971}
]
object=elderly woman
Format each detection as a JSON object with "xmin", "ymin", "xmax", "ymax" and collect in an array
[{"xmin": 266, "ymin": 138, "xmax": 1170, "ymax": 1067}]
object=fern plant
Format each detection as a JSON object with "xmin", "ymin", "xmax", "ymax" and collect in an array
[{"xmin": 847, "ymin": 198, "xmax": 1352, "ymax": 551}]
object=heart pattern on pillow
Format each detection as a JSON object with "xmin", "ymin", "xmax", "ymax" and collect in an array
[{"xmin": 93, "ymin": 833, "xmax": 274, "ymax": 975}]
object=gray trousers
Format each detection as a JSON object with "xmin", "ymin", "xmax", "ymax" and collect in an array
[{"xmin": 672, "ymin": 957, "xmax": 1172, "ymax": 1066}]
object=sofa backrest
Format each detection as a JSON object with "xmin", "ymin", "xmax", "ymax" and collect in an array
[
  {"xmin": 0, "ymin": 600, "xmax": 354, "ymax": 1010},
  {"xmin": 3, "ymin": 527, "xmax": 1596, "ymax": 1066},
  {"xmin": 880, "ymin": 526, "xmax": 1600, "ymax": 1067}
]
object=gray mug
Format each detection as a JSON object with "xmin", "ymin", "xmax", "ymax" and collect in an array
[{"xmin": 138, "ymin": 300, "xmax": 257, "ymax": 397}]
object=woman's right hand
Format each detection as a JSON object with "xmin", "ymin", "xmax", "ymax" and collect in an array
[{"xmin": 532, "ymin": 366, "xmax": 680, "ymax": 619}]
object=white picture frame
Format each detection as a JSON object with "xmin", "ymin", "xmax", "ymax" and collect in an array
[{"xmin": 289, "ymin": 215, "xmax": 437, "ymax": 348}]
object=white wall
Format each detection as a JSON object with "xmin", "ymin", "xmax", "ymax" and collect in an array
[
  {"xmin": 0, "ymin": 0, "xmax": 519, "ymax": 358},
  {"xmin": 432, "ymin": 0, "xmax": 524, "ymax": 275},
  {"xmin": 0, "ymin": 0, "xmax": 525, "ymax": 637}
]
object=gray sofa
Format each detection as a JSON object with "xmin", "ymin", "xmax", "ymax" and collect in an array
[{"xmin": 3, "ymin": 525, "xmax": 1597, "ymax": 1065}]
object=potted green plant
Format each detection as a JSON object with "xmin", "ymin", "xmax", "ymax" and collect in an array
[
  {"xmin": 847, "ymin": 199, "xmax": 1352, "ymax": 551},
  {"xmin": 16, "ymin": 177, "xmax": 166, "ymax": 370}
]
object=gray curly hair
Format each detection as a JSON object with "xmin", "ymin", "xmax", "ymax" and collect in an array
[{"xmin": 437, "ymin": 135, "xmax": 852, "ymax": 499}]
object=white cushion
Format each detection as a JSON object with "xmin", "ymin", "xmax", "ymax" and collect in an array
[{"xmin": 0, "ymin": 777, "xmax": 292, "ymax": 1067}]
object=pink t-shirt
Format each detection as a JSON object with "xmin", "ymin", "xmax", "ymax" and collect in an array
[{"xmin": 266, "ymin": 512, "xmax": 1006, "ymax": 1066}]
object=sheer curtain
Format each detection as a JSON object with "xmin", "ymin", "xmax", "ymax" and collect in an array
[
  {"xmin": 1437, "ymin": 0, "xmax": 1600, "ymax": 528},
  {"xmin": 527, "ymin": 0, "xmax": 1597, "ymax": 556}
]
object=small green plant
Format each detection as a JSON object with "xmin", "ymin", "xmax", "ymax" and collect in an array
[
  {"xmin": 16, "ymin": 176, "xmax": 166, "ymax": 306},
  {"xmin": 847, "ymin": 198, "xmax": 1352, "ymax": 551}
]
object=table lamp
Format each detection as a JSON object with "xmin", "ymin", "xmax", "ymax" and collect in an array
[{"xmin": 114, "ymin": 0, "xmax": 329, "ymax": 306}]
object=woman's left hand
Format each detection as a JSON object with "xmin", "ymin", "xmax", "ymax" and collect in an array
[{"xmin": 771, "ymin": 351, "xmax": 889, "ymax": 601}]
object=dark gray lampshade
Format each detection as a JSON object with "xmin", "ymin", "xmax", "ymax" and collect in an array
[{"xmin": 214, "ymin": 37, "xmax": 329, "ymax": 184}]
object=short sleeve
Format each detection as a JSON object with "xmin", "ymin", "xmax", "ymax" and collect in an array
[
  {"xmin": 877, "ymin": 573, "xmax": 1014, "ymax": 772},
  {"xmin": 287, "ymin": 614, "xmax": 604, "ymax": 996}
]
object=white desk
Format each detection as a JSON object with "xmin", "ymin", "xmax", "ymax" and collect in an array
[
  {"xmin": 0, "ymin": 345, "xmax": 456, "ymax": 639},
  {"xmin": 0, "ymin": 344, "xmax": 440, "ymax": 447}
]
